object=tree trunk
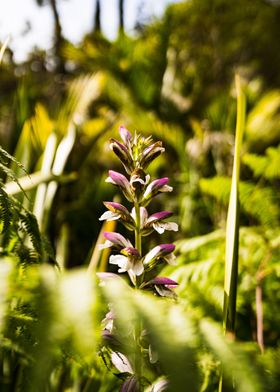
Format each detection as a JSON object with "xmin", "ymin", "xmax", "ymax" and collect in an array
[
  {"xmin": 119, "ymin": 0, "xmax": 124, "ymax": 34},
  {"xmin": 93, "ymin": 0, "xmax": 101, "ymax": 32},
  {"xmin": 49, "ymin": 0, "xmax": 65, "ymax": 72}
]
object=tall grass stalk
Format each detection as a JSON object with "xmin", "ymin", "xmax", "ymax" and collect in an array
[{"xmin": 219, "ymin": 75, "xmax": 246, "ymax": 391}]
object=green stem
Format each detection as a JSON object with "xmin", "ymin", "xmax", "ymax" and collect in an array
[
  {"xmin": 134, "ymin": 201, "xmax": 143, "ymax": 389},
  {"xmin": 134, "ymin": 202, "xmax": 142, "ymax": 256}
]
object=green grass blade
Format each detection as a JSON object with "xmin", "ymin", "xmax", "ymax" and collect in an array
[
  {"xmin": 223, "ymin": 74, "xmax": 246, "ymax": 332},
  {"xmin": 220, "ymin": 75, "xmax": 246, "ymax": 391}
]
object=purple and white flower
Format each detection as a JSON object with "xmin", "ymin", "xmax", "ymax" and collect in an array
[
  {"xmin": 143, "ymin": 244, "xmax": 176, "ymax": 268},
  {"xmin": 99, "ymin": 202, "xmax": 134, "ymax": 230},
  {"xmin": 105, "ymin": 170, "xmax": 133, "ymax": 201},
  {"xmin": 140, "ymin": 210, "xmax": 178, "ymax": 235},
  {"xmin": 109, "ymin": 247, "xmax": 144, "ymax": 278},
  {"xmin": 141, "ymin": 277, "xmax": 178, "ymax": 298},
  {"xmin": 99, "ymin": 231, "xmax": 132, "ymax": 250},
  {"xmin": 145, "ymin": 277, "xmax": 178, "ymax": 288},
  {"xmin": 142, "ymin": 177, "xmax": 173, "ymax": 204}
]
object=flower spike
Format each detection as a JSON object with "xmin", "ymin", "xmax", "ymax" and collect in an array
[{"xmin": 99, "ymin": 126, "xmax": 178, "ymax": 389}]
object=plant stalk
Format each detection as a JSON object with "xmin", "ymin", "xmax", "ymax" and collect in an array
[{"xmin": 134, "ymin": 201, "xmax": 143, "ymax": 389}]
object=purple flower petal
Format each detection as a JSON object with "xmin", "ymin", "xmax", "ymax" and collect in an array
[
  {"xmin": 119, "ymin": 125, "xmax": 133, "ymax": 145},
  {"xmin": 158, "ymin": 243, "xmax": 176, "ymax": 254},
  {"xmin": 106, "ymin": 170, "xmax": 133, "ymax": 201},
  {"xmin": 107, "ymin": 170, "xmax": 129, "ymax": 187},
  {"xmin": 148, "ymin": 277, "xmax": 178, "ymax": 286},
  {"xmin": 103, "ymin": 232, "xmax": 132, "ymax": 248},
  {"xmin": 121, "ymin": 247, "xmax": 140, "ymax": 257},
  {"xmin": 120, "ymin": 376, "xmax": 139, "ymax": 392},
  {"xmin": 143, "ymin": 243, "xmax": 175, "ymax": 265},
  {"xmin": 143, "ymin": 177, "xmax": 173, "ymax": 201},
  {"xmin": 103, "ymin": 201, "xmax": 130, "ymax": 215},
  {"xmin": 148, "ymin": 211, "xmax": 173, "ymax": 223}
]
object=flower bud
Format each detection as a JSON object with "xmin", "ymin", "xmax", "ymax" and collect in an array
[
  {"xmin": 140, "ymin": 141, "xmax": 165, "ymax": 169},
  {"xmin": 120, "ymin": 376, "xmax": 139, "ymax": 392},
  {"xmin": 105, "ymin": 170, "xmax": 133, "ymax": 201},
  {"xmin": 119, "ymin": 125, "xmax": 133, "ymax": 146},
  {"xmin": 109, "ymin": 138, "xmax": 134, "ymax": 173}
]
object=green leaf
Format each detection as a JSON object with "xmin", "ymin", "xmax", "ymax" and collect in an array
[{"xmin": 220, "ymin": 74, "xmax": 246, "ymax": 390}]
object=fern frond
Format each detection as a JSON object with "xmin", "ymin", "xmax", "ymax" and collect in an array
[
  {"xmin": 0, "ymin": 145, "xmax": 27, "ymax": 175},
  {"xmin": 0, "ymin": 187, "xmax": 12, "ymax": 234},
  {"xmin": 14, "ymin": 243, "xmax": 40, "ymax": 265},
  {"xmin": 200, "ymin": 176, "xmax": 280, "ymax": 226},
  {"xmin": 175, "ymin": 230, "xmax": 224, "ymax": 255},
  {"xmin": 243, "ymin": 145, "xmax": 280, "ymax": 180},
  {"xmin": 19, "ymin": 210, "xmax": 43, "ymax": 257},
  {"xmin": 41, "ymin": 235, "xmax": 58, "ymax": 267}
]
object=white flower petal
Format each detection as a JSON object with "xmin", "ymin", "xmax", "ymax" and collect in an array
[
  {"xmin": 98, "ymin": 240, "xmax": 113, "ymax": 250},
  {"xmin": 139, "ymin": 207, "xmax": 148, "ymax": 228},
  {"xmin": 130, "ymin": 207, "xmax": 136, "ymax": 221},
  {"xmin": 109, "ymin": 255, "xmax": 132, "ymax": 273},
  {"xmin": 161, "ymin": 185, "xmax": 173, "ymax": 192},
  {"xmin": 152, "ymin": 222, "xmax": 166, "ymax": 234},
  {"xmin": 143, "ymin": 183, "xmax": 152, "ymax": 199},
  {"xmin": 132, "ymin": 260, "xmax": 144, "ymax": 276},
  {"xmin": 99, "ymin": 211, "xmax": 120, "ymax": 221},
  {"xmin": 105, "ymin": 177, "xmax": 115, "ymax": 184},
  {"xmin": 153, "ymin": 222, "xmax": 179, "ymax": 233},
  {"xmin": 165, "ymin": 222, "xmax": 178, "ymax": 231},
  {"xmin": 143, "ymin": 246, "xmax": 161, "ymax": 265},
  {"xmin": 111, "ymin": 352, "xmax": 133, "ymax": 374}
]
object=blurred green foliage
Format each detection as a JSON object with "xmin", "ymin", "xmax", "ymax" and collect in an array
[{"xmin": 0, "ymin": 0, "xmax": 280, "ymax": 390}]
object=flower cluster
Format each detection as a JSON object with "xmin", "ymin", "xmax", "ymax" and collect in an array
[
  {"xmin": 99, "ymin": 126, "xmax": 178, "ymax": 287},
  {"xmin": 98, "ymin": 126, "xmax": 178, "ymax": 391}
]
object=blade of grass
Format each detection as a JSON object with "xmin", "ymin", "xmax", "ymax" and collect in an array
[{"xmin": 219, "ymin": 75, "xmax": 246, "ymax": 391}]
